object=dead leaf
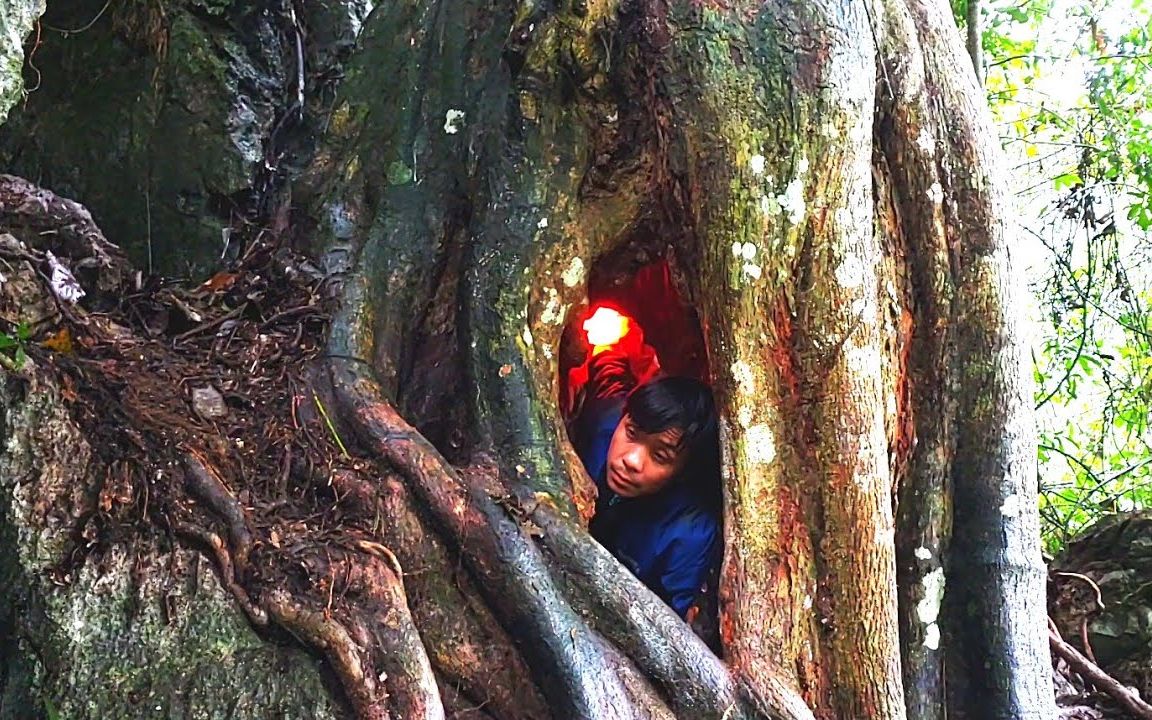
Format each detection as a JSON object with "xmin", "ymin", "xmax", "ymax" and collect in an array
[
  {"xmin": 40, "ymin": 327, "xmax": 74, "ymax": 355},
  {"xmin": 60, "ymin": 374, "xmax": 78, "ymax": 402},
  {"xmin": 200, "ymin": 272, "xmax": 239, "ymax": 293},
  {"xmin": 46, "ymin": 251, "xmax": 85, "ymax": 303}
]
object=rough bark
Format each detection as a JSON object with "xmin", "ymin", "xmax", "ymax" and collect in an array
[
  {"xmin": 0, "ymin": 0, "xmax": 43, "ymax": 122},
  {"xmin": 0, "ymin": 1, "xmax": 1055, "ymax": 719},
  {"xmin": 966, "ymin": 0, "xmax": 984, "ymax": 87}
]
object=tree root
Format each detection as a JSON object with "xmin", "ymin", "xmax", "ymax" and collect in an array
[
  {"xmin": 265, "ymin": 587, "xmax": 391, "ymax": 720},
  {"xmin": 528, "ymin": 502, "xmax": 813, "ymax": 720},
  {"xmin": 177, "ymin": 452, "xmax": 444, "ymax": 720},
  {"xmin": 169, "ymin": 519, "xmax": 268, "ymax": 627},
  {"xmin": 1048, "ymin": 620, "xmax": 1152, "ymax": 720},
  {"xmin": 182, "ymin": 450, "xmax": 254, "ymax": 574},
  {"xmin": 305, "ymin": 545, "xmax": 445, "ymax": 720},
  {"xmin": 330, "ymin": 356, "xmax": 664, "ymax": 720},
  {"xmin": 329, "ymin": 469, "xmax": 552, "ymax": 720}
]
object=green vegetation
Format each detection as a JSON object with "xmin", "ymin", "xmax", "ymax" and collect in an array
[
  {"xmin": 0, "ymin": 321, "xmax": 30, "ymax": 369},
  {"xmin": 974, "ymin": 0, "xmax": 1152, "ymax": 552}
]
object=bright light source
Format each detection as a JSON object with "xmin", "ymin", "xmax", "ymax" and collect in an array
[{"xmin": 583, "ymin": 306, "xmax": 630, "ymax": 349}]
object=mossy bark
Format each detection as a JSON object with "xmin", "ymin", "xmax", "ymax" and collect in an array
[
  {"xmin": 0, "ymin": 368, "xmax": 343, "ymax": 720},
  {"xmin": 0, "ymin": 0, "xmax": 42, "ymax": 123}
]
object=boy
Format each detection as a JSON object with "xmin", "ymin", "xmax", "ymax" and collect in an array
[{"xmin": 571, "ymin": 334, "xmax": 722, "ymax": 620}]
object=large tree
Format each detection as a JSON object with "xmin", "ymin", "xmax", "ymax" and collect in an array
[{"xmin": 0, "ymin": 0, "xmax": 1055, "ymax": 719}]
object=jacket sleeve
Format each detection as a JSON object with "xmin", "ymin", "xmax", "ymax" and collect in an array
[
  {"xmin": 585, "ymin": 346, "xmax": 637, "ymax": 401},
  {"xmin": 575, "ymin": 400, "xmax": 622, "ymax": 485},
  {"xmin": 572, "ymin": 347, "xmax": 634, "ymax": 483},
  {"xmin": 658, "ymin": 515, "xmax": 721, "ymax": 618}
]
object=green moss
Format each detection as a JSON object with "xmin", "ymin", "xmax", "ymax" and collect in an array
[
  {"xmin": 0, "ymin": 2, "xmax": 282, "ymax": 276},
  {"xmin": 0, "ymin": 380, "xmax": 345, "ymax": 720},
  {"xmin": 0, "ymin": 0, "xmax": 45, "ymax": 123}
]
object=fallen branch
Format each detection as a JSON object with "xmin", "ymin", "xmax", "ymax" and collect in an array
[{"xmin": 1048, "ymin": 620, "xmax": 1152, "ymax": 720}]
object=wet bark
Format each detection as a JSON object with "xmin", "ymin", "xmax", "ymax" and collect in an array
[{"xmin": 0, "ymin": 0, "xmax": 1055, "ymax": 719}]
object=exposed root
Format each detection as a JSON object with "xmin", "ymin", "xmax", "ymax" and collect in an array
[
  {"xmin": 329, "ymin": 356, "xmax": 664, "ymax": 720},
  {"xmin": 169, "ymin": 519, "xmax": 267, "ymax": 626},
  {"xmin": 265, "ymin": 587, "xmax": 390, "ymax": 720},
  {"xmin": 1048, "ymin": 619, "xmax": 1152, "ymax": 720},
  {"xmin": 528, "ymin": 502, "xmax": 813, "ymax": 720},
  {"xmin": 181, "ymin": 451, "xmax": 254, "ymax": 574},
  {"xmin": 330, "ymin": 469, "xmax": 552, "ymax": 720},
  {"xmin": 300, "ymin": 546, "xmax": 445, "ymax": 720}
]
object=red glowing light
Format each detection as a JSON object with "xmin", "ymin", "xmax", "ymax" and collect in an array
[{"xmin": 583, "ymin": 307, "xmax": 630, "ymax": 349}]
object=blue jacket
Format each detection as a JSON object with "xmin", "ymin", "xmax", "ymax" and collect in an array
[{"xmin": 572, "ymin": 353, "xmax": 720, "ymax": 617}]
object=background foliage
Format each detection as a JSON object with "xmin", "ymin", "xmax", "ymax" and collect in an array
[{"xmin": 970, "ymin": 0, "xmax": 1152, "ymax": 552}]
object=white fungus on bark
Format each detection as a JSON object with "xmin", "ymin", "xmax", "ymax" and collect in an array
[
  {"xmin": 730, "ymin": 360, "xmax": 755, "ymax": 396},
  {"xmin": 927, "ymin": 182, "xmax": 944, "ymax": 204},
  {"xmin": 1000, "ymin": 493, "xmax": 1022, "ymax": 517},
  {"xmin": 777, "ymin": 178, "xmax": 806, "ymax": 225},
  {"xmin": 744, "ymin": 423, "xmax": 777, "ymax": 465},
  {"xmin": 561, "ymin": 257, "xmax": 585, "ymax": 288},
  {"xmin": 443, "ymin": 109, "xmax": 466, "ymax": 134},
  {"xmin": 916, "ymin": 127, "xmax": 936, "ymax": 154}
]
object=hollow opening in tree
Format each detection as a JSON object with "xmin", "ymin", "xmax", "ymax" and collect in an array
[
  {"xmin": 557, "ymin": 241, "xmax": 722, "ymax": 637},
  {"xmin": 559, "ymin": 253, "xmax": 710, "ymax": 424}
]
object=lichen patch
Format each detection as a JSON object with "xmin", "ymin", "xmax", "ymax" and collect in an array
[
  {"xmin": 744, "ymin": 423, "xmax": 776, "ymax": 465},
  {"xmin": 443, "ymin": 109, "xmax": 466, "ymax": 134},
  {"xmin": 561, "ymin": 257, "xmax": 585, "ymax": 288},
  {"xmin": 777, "ymin": 178, "xmax": 806, "ymax": 225}
]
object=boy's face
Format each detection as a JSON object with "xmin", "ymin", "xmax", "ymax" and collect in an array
[{"xmin": 605, "ymin": 413, "xmax": 688, "ymax": 497}]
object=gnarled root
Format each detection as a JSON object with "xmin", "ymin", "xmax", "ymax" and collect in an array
[
  {"xmin": 330, "ymin": 468, "xmax": 552, "ymax": 720},
  {"xmin": 329, "ymin": 356, "xmax": 666, "ymax": 720},
  {"xmin": 265, "ymin": 587, "xmax": 392, "ymax": 720},
  {"xmin": 528, "ymin": 502, "xmax": 813, "ymax": 720},
  {"xmin": 329, "ymin": 356, "xmax": 814, "ymax": 720}
]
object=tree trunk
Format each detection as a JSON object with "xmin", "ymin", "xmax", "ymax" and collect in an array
[
  {"xmin": 966, "ymin": 0, "xmax": 985, "ymax": 87},
  {"xmin": 0, "ymin": 1, "xmax": 1054, "ymax": 719}
]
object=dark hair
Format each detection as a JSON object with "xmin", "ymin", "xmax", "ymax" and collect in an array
[{"xmin": 625, "ymin": 376, "xmax": 721, "ymax": 506}]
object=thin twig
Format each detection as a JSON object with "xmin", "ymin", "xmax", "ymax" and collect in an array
[
  {"xmin": 43, "ymin": 0, "xmax": 112, "ymax": 35},
  {"xmin": 1054, "ymin": 571, "xmax": 1106, "ymax": 612},
  {"xmin": 173, "ymin": 305, "xmax": 244, "ymax": 344}
]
